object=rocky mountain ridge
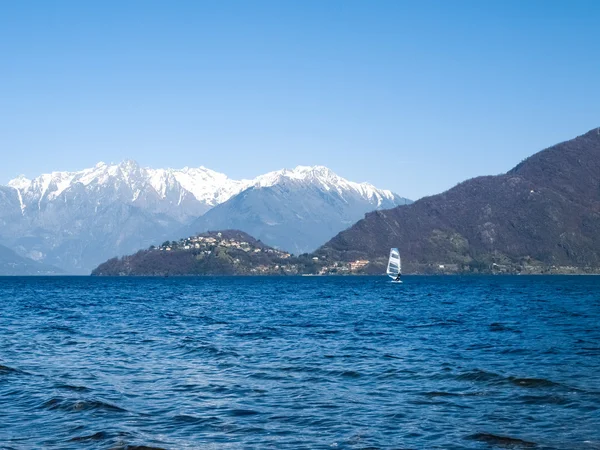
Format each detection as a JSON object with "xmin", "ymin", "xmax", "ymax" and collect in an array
[
  {"xmin": 1, "ymin": 161, "xmax": 406, "ymax": 273},
  {"xmin": 184, "ymin": 165, "xmax": 410, "ymax": 254}
]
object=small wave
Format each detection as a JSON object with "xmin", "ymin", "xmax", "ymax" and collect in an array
[
  {"xmin": 500, "ymin": 348, "xmax": 529, "ymax": 355},
  {"xmin": 173, "ymin": 414, "xmax": 222, "ymax": 425},
  {"xmin": 338, "ymin": 370, "xmax": 361, "ymax": 378},
  {"xmin": 56, "ymin": 383, "xmax": 92, "ymax": 392},
  {"xmin": 172, "ymin": 383, "xmax": 202, "ymax": 392},
  {"xmin": 42, "ymin": 397, "xmax": 127, "ymax": 413},
  {"xmin": 229, "ymin": 409, "xmax": 261, "ymax": 416},
  {"xmin": 237, "ymin": 426, "xmax": 266, "ymax": 434},
  {"xmin": 456, "ymin": 369, "xmax": 503, "ymax": 383},
  {"xmin": 375, "ymin": 368, "xmax": 413, "ymax": 380},
  {"xmin": 233, "ymin": 330, "xmax": 277, "ymax": 338},
  {"xmin": 43, "ymin": 323, "xmax": 77, "ymax": 334},
  {"xmin": 410, "ymin": 399, "xmax": 472, "ymax": 410},
  {"xmin": 577, "ymin": 347, "xmax": 600, "ymax": 356},
  {"xmin": 177, "ymin": 342, "xmax": 238, "ymax": 358},
  {"xmin": 0, "ymin": 364, "xmax": 22, "ymax": 374},
  {"xmin": 408, "ymin": 317, "xmax": 464, "ymax": 328},
  {"xmin": 456, "ymin": 370, "xmax": 563, "ymax": 389},
  {"xmin": 422, "ymin": 391, "xmax": 485, "ymax": 398},
  {"xmin": 115, "ymin": 446, "xmax": 167, "ymax": 450},
  {"xmin": 489, "ymin": 322, "xmax": 522, "ymax": 333},
  {"xmin": 69, "ymin": 431, "xmax": 109, "ymax": 442},
  {"xmin": 323, "ymin": 354, "xmax": 356, "ymax": 359},
  {"xmin": 519, "ymin": 394, "xmax": 571, "ymax": 405},
  {"xmin": 508, "ymin": 377, "xmax": 562, "ymax": 388},
  {"xmin": 468, "ymin": 432, "xmax": 537, "ymax": 447}
]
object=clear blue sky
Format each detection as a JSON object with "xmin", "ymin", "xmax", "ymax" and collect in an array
[{"xmin": 1, "ymin": 0, "xmax": 598, "ymax": 200}]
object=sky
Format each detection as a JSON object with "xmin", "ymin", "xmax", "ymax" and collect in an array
[{"xmin": 0, "ymin": 0, "xmax": 599, "ymax": 200}]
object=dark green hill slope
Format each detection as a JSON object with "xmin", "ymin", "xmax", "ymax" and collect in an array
[{"xmin": 316, "ymin": 128, "xmax": 600, "ymax": 274}]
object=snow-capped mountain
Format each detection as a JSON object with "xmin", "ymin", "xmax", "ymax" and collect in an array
[
  {"xmin": 252, "ymin": 165, "xmax": 399, "ymax": 207},
  {"xmin": 0, "ymin": 161, "xmax": 409, "ymax": 273},
  {"xmin": 8, "ymin": 160, "xmax": 248, "ymax": 220},
  {"xmin": 183, "ymin": 166, "xmax": 411, "ymax": 254}
]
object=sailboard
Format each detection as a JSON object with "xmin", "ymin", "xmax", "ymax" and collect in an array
[{"xmin": 387, "ymin": 247, "xmax": 402, "ymax": 283}]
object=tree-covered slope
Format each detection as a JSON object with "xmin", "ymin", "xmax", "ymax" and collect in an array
[
  {"xmin": 316, "ymin": 128, "xmax": 600, "ymax": 273},
  {"xmin": 91, "ymin": 230, "xmax": 322, "ymax": 276}
]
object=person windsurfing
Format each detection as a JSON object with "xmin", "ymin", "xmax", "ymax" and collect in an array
[{"xmin": 394, "ymin": 272, "xmax": 402, "ymax": 282}]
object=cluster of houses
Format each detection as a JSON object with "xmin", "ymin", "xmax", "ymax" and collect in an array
[
  {"xmin": 313, "ymin": 258, "xmax": 371, "ymax": 275},
  {"xmin": 151, "ymin": 233, "xmax": 373, "ymax": 275},
  {"xmin": 250, "ymin": 264, "xmax": 301, "ymax": 274},
  {"xmin": 154, "ymin": 233, "xmax": 292, "ymax": 259},
  {"xmin": 248, "ymin": 259, "xmax": 371, "ymax": 275}
]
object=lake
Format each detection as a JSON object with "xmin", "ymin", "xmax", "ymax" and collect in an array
[{"xmin": 1, "ymin": 276, "xmax": 599, "ymax": 449}]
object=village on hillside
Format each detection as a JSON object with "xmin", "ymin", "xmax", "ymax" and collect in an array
[
  {"xmin": 147, "ymin": 232, "xmax": 372, "ymax": 275},
  {"xmin": 155, "ymin": 232, "xmax": 290, "ymax": 258}
]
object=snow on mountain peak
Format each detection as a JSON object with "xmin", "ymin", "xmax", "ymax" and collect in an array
[
  {"xmin": 287, "ymin": 165, "xmax": 337, "ymax": 181},
  {"xmin": 118, "ymin": 159, "xmax": 141, "ymax": 174},
  {"xmin": 249, "ymin": 165, "xmax": 397, "ymax": 205},
  {"xmin": 7, "ymin": 161, "xmax": 235, "ymax": 204},
  {"xmin": 252, "ymin": 165, "xmax": 335, "ymax": 188},
  {"xmin": 8, "ymin": 175, "xmax": 31, "ymax": 190},
  {"xmin": 5, "ymin": 160, "xmax": 403, "ymax": 213}
]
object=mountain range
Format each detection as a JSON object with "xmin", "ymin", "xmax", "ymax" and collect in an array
[
  {"xmin": 316, "ymin": 127, "xmax": 600, "ymax": 274},
  {"xmin": 0, "ymin": 161, "xmax": 408, "ymax": 274},
  {"xmin": 183, "ymin": 166, "xmax": 409, "ymax": 255},
  {"xmin": 0, "ymin": 244, "xmax": 63, "ymax": 276}
]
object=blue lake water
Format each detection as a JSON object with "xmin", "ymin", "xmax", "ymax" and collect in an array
[{"xmin": 1, "ymin": 276, "xmax": 599, "ymax": 449}]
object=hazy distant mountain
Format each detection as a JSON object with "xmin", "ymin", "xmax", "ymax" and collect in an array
[
  {"xmin": 184, "ymin": 166, "xmax": 411, "ymax": 254},
  {"xmin": 0, "ymin": 244, "xmax": 63, "ymax": 276},
  {"xmin": 1, "ymin": 161, "xmax": 408, "ymax": 273},
  {"xmin": 315, "ymin": 128, "xmax": 600, "ymax": 274}
]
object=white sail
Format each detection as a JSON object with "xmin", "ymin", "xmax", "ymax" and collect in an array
[{"xmin": 387, "ymin": 247, "xmax": 401, "ymax": 279}]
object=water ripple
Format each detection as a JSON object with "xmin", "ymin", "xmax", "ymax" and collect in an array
[{"xmin": 0, "ymin": 275, "xmax": 599, "ymax": 449}]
